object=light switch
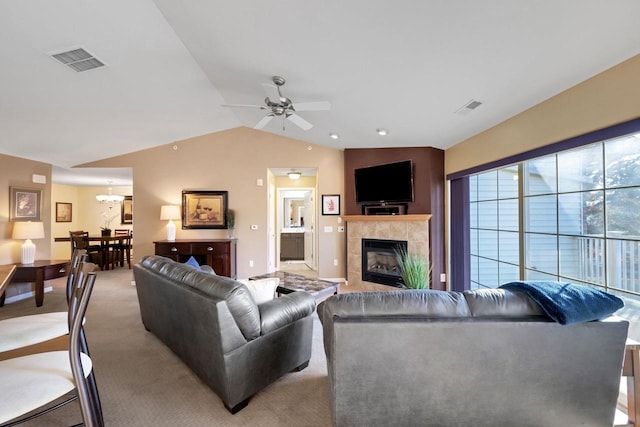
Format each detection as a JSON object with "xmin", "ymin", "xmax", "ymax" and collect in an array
[{"xmin": 324, "ymin": 226, "xmax": 333, "ymax": 233}]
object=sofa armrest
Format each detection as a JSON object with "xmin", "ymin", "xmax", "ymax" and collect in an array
[{"xmin": 259, "ymin": 292, "xmax": 316, "ymax": 335}]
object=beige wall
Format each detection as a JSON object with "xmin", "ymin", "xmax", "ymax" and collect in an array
[
  {"xmin": 50, "ymin": 184, "xmax": 133, "ymax": 260},
  {"xmin": 83, "ymin": 127, "xmax": 345, "ymax": 279},
  {"xmin": 0, "ymin": 154, "xmax": 52, "ymax": 265},
  {"xmin": 445, "ymin": 54, "xmax": 640, "ymax": 175}
]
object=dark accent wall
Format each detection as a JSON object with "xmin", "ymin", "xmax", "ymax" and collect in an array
[{"xmin": 344, "ymin": 147, "xmax": 445, "ymax": 290}]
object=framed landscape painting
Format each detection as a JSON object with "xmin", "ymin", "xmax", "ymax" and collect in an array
[
  {"xmin": 10, "ymin": 187, "xmax": 42, "ymax": 221},
  {"xmin": 182, "ymin": 190, "xmax": 228, "ymax": 229},
  {"xmin": 56, "ymin": 202, "xmax": 72, "ymax": 222}
]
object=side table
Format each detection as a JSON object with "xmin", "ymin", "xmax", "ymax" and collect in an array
[{"xmin": 0, "ymin": 260, "xmax": 69, "ymax": 307}]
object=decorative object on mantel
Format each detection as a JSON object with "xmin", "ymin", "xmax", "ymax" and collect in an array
[
  {"xmin": 12, "ymin": 221, "xmax": 45, "ymax": 264},
  {"xmin": 322, "ymin": 194, "xmax": 340, "ymax": 215},
  {"xmin": 395, "ymin": 247, "xmax": 430, "ymax": 289},
  {"xmin": 227, "ymin": 208, "xmax": 235, "ymax": 238},
  {"xmin": 160, "ymin": 205, "xmax": 181, "ymax": 241},
  {"xmin": 9, "ymin": 187, "xmax": 42, "ymax": 222},
  {"xmin": 182, "ymin": 190, "xmax": 229, "ymax": 229}
]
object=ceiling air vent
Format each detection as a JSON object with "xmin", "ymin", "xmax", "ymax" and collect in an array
[
  {"xmin": 455, "ymin": 99, "xmax": 483, "ymax": 115},
  {"xmin": 50, "ymin": 48, "xmax": 105, "ymax": 72}
]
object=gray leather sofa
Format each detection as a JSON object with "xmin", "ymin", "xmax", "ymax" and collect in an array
[
  {"xmin": 133, "ymin": 255, "xmax": 316, "ymax": 413},
  {"xmin": 318, "ymin": 289, "xmax": 628, "ymax": 427}
]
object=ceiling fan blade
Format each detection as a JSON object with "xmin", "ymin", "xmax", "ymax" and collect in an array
[
  {"xmin": 254, "ymin": 115, "xmax": 274, "ymax": 129},
  {"xmin": 292, "ymin": 101, "xmax": 331, "ymax": 111},
  {"xmin": 287, "ymin": 113, "xmax": 313, "ymax": 130},
  {"xmin": 262, "ymin": 84, "xmax": 282, "ymax": 103},
  {"xmin": 221, "ymin": 104, "xmax": 267, "ymax": 109}
]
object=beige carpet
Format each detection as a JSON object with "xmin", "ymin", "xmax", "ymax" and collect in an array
[{"xmin": 0, "ymin": 268, "xmax": 334, "ymax": 426}]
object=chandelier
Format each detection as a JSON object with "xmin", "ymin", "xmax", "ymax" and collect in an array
[{"xmin": 96, "ymin": 187, "xmax": 124, "ymax": 203}]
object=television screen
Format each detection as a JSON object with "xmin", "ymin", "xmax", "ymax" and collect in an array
[{"xmin": 355, "ymin": 160, "xmax": 414, "ymax": 204}]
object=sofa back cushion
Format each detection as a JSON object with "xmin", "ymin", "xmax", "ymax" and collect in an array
[
  {"xmin": 140, "ymin": 255, "xmax": 261, "ymax": 340},
  {"xmin": 463, "ymin": 288, "xmax": 547, "ymax": 318}
]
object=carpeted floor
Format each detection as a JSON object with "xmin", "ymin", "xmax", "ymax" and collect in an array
[{"xmin": 0, "ymin": 268, "xmax": 333, "ymax": 426}]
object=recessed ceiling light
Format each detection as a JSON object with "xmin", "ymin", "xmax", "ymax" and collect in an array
[
  {"xmin": 376, "ymin": 128, "xmax": 389, "ymax": 136},
  {"xmin": 329, "ymin": 133, "xmax": 339, "ymax": 140}
]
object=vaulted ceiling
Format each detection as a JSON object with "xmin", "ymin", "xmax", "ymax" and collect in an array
[{"xmin": 1, "ymin": 1, "xmax": 639, "ymax": 184}]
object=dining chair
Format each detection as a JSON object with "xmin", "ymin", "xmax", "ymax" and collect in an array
[
  {"xmin": 112, "ymin": 229, "xmax": 132, "ymax": 269},
  {"xmin": 0, "ymin": 261, "xmax": 104, "ymax": 427},
  {"xmin": 70, "ymin": 230, "xmax": 104, "ymax": 270}
]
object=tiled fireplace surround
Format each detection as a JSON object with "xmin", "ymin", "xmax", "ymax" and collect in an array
[{"xmin": 344, "ymin": 215, "xmax": 431, "ymax": 290}]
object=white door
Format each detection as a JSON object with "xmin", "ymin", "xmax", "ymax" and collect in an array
[
  {"xmin": 303, "ymin": 190, "xmax": 315, "ymax": 269},
  {"xmin": 268, "ymin": 183, "xmax": 276, "ymax": 272}
]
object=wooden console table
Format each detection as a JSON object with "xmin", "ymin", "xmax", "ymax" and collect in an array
[
  {"xmin": 0, "ymin": 260, "xmax": 69, "ymax": 307},
  {"xmin": 154, "ymin": 239, "xmax": 237, "ymax": 279}
]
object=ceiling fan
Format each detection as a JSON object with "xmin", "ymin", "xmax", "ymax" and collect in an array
[{"xmin": 222, "ymin": 76, "xmax": 330, "ymax": 131}]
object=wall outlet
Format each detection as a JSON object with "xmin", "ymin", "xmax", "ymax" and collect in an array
[
  {"xmin": 333, "ymin": 259, "xmax": 338, "ymax": 266},
  {"xmin": 440, "ymin": 273, "xmax": 446, "ymax": 283},
  {"xmin": 256, "ymin": 178, "xmax": 263, "ymax": 186},
  {"xmin": 249, "ymin": 260, "xmax": 254, "ymax": 267}
]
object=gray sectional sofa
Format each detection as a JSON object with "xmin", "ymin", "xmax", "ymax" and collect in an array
[
  {"xmin": 133, "ymin": 255, "xmax": 316, "ymax": 413},
  {"xmin": 318, "ymin": 288, "xmax": 628, "ymax": 427}
]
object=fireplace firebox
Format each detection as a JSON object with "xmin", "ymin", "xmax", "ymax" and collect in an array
[{"xmin": 362, "ymin": 238, "xmax": 408, "ymax": 287}]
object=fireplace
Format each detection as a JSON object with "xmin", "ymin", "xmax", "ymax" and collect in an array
[{"xmin": 362, "ymin": 238, "xmax": 407, "ymax": 287}]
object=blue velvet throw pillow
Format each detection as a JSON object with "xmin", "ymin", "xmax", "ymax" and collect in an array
[
  {"xmin": 184, "ymin": 256, "xmax": 201, "ymax": 270},
  {"xmin": 500, "ymin": 281, "xmax": 623, "ymax": 325}
]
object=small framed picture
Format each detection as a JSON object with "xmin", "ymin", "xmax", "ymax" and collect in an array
[
  {"xmin": 56, "ymin": 202, "xmax": 72, "ymax": 222},
  {"xmin": 121, "ymin": 196, "xmax": 133, "ymax": 224},
  {"xmin": 182, "ymin": 190, "xmax": 228, "ymax": 229},
  {"xmin": 322, "ymin": 194, "xmax": 341, "ymax": 215},
  {"xmin": 10, "ymin": 187, "xmax": 42, "ymax": 221}
]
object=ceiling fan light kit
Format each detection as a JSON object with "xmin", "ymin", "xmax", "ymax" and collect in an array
[{"xmin": 222, "ymin": 76, "xmax": 330, "ymax": 131}]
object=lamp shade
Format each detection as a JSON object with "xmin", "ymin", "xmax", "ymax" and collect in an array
[
  {"xmin": 12, "ymin": 221, "xmax": 44, "ymax": 264},
  {"xmin": 160, "ymin": 205, "xmax": 181, "ymax": 220},
  {"xmin": 12, "ymin": 221, "xmax": 45, "ymax": 240}
]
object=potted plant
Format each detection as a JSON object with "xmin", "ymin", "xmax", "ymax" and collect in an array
[
  {"xmin": 227, "ymin": 209, "xmax": 235, "ymax": 238},
  {"xmin": 101, "ymin": 207, "xmax": 118, "ymax": 236},
  {"xmin": 395, "ymin": 247, "xmax": 431, "ymax": 289}
]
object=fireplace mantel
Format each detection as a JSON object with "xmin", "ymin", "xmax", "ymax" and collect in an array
[{"xmin": 342, "ymin": 214, "xmax": 431, "ymax": 222}]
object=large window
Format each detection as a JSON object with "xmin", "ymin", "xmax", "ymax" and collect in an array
[{"xmin": 468, "ymin": 131, "xmax": 640, "ymax": 301}]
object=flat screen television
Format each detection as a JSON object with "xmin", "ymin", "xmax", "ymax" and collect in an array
[{"xmin": 355, "ymin": 160, "xmax": 414, "ymax": 204}]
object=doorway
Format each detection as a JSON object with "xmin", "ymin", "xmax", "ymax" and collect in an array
[{"xmin": 276, "ymin": 187, "xmax": 316, "ymax": 272}]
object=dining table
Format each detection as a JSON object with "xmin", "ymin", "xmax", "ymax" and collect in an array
[{"xmin": 54, "ymin": 235, "xmax": 129, "ymax": 270}]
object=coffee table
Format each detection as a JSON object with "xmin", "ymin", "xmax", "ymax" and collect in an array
[{"xmin": 250, "ymin": 271, "xmax": 340, "ymax": 301}]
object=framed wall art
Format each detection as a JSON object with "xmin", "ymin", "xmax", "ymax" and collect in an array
[
  {"xmin": 322, "ymin": 194, "xmax": 341, "ymax": 215},
  {"xmin": 55, "ymin": 202, "xmax": 72, "ymax": 222},
  {"xmin": 182, "ymin": 190, "xmax": 228, "ymax": 229},
  {"xmin": 121, "ymin": 195, "xmax": 133, "ymax": 224},
  {"xmin": 10, "ymin": 187, "xmax": 42, "ymax": 221}
]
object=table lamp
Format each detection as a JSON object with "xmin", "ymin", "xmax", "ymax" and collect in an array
[
  {"xmin": 160, "ymin": 205, "xmax": 181, "ymax": 241},
  {"xmin": 12, "ymin": 221, "xmax": 45, "ymax": 264}
]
